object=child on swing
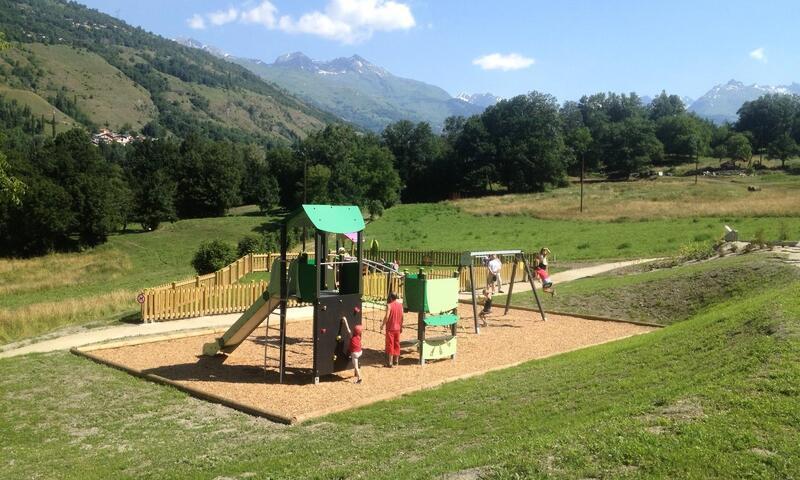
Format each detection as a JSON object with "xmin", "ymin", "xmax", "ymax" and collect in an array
[
  {"xmin": 340, "ymin": 317, "xmax": 363, "ymax": 384},
  {"xmin": 535, "ymin": 265, "xmax": 556, "ymax": 296}
]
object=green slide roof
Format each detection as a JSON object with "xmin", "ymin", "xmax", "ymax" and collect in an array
[{"xmin": 287, "ymin": 204, "xmax": 365, "ymax": 234}]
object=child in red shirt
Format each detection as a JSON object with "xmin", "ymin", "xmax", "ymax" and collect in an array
[
  {"xmin": 380, "ymin": 292, "xmax": 404, "ymax": 367},
  {"xmin": 535, "ymin": 267, "xmax": 555, "ymax": 296},
  {"xmin": 340, "ymin": 318, "xmax": 363, "ymax": 384}
]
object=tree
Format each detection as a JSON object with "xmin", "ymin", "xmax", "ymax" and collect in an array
[
  {"xmin": 648, "ymin": 91, "xmax": 686, "ymax": 120},
  {"xmin": 192, "ymin": 240, "xmax": 236, "ymax": 275},
  {"xmin": 736, "ymin": 94, "xmax": 800, "ymax": 163},
  {"xmin": 295, "ymin": 125, "xmax": 401, "ymax": 210},
  {"xmin": 0, "ymin": 153, "xmax": 25, "ymax": 206},
  {"xmin": 125, "ymin": 139, "xmax": 179, "ymax": 231},
  {"xmin": 480, "ymin": 92, "xmax": 567, "ymax": 192},
  {"xmin": 767, "ymin": 132, "xmax": 798, "ymax": 168},
  {"xmin": 726, "ymin": 133, "xmax": 752, "ymax": 166},
  {"xmin": 175, "ymin": 134, "xmax": 243, "ymax": 218},
  {"xmin": 602, "ymin": 117, "xmax": 663, "ymax": 178},
  {"xmin": 656, "ymin": 114, "xmax": 711, "ymax": 158},
  {"xmin": 382, "ymin": 120, "xmax": 445, "ymax": 202}
]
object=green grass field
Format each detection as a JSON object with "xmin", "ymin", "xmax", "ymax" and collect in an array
[
  {"xmin": 0, "ymin": 216, "xmax": 269, "ymax": 344},
  {"xmin": 2, "ymin": 256, "xmax": 798, "ymax": 478},
  {"xmin": 365, "ymin": 202, "xmax": 800, "ymax": 260}
]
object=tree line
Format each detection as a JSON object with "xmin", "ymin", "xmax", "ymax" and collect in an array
[{"xmin": 2, "ymin": 89, "xmax": 799, "ymax": 257}]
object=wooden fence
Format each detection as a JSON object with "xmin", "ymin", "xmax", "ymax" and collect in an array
[
  {"xmin": 140, "ymin": 250, "xmax": 529, "ymax": 322},
  {"xmin": 364, "ymin": 249, "xmax": 539, "ymax": 268}
]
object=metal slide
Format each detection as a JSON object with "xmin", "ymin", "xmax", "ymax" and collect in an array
[{"xmin": 201, "ymin": 259, "xmax": 282, "ymax": 357}]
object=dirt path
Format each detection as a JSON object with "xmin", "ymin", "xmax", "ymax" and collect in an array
[
  {"xmin": 1, "ymin": 258, "xmax": 660, "ymax": 359},
  {"xmin": 459, "ymin": 257, "xmax": 661, "ymax": 298}
]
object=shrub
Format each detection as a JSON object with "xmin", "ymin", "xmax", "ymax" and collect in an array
[
  {"xmin": 678, "ymin": 241, "xmax": 715, "ymax": 262},
  {"xmin": 617, "ymin": 242, "xmax": 632, "ymax": 250},
  {"xmin": 751, "ymin": 228, "xmax": 767, "ymax": 247},
  {"xmin": 192, "ymin": 240, "xmax": 236, "ymax": 275},
  {"xmin": 237, "ymin": 235, "xmax": 263, "ymax": 257}
]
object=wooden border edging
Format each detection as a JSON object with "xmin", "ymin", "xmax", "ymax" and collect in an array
[
  {"xmin": 458, "ymin": 299, "xmax": 665, "ymax": 329},
  {"xmin": 70, "ymin": 345, "xmax": 297, "ymax": 425}
]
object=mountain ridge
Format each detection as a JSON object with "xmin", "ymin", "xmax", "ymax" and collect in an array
[{"xmin": 221, "ymin": 49, "xmax": 491, "ymax": 132}]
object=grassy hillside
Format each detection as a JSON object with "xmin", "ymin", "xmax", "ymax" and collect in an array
[
  {"xmin": 365, "ymin": 202, "xmax": 800, "ymax": 260},
  {"xmin": 501, "ymin": 254, "xmax": 800, "ymax": 324},
  {"xmin": 0, "ymin": 215, "xmax": 269, "ymax": 344},
  {"xmin": 0, "ymin": 85, "xmax": 77, "ymax": 133},
  {"xmin": 0, "ymin": 43, "xmax": 157, "ymax": 131},
  {"xmin": 2, "ymin": 263, "xmax": 798, "ymax": 478},
  {"xmin": 0, "ymin": 0, "xmax": 337, "ymax": 143}
]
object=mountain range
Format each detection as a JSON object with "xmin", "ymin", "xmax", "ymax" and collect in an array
[
  {"xmin": 230, "ymin": 52, "xmax": 495, "ymax": 132},
  {"xmin": 687, "ymin": 80, "xmax": 800, "ymax": 124}
]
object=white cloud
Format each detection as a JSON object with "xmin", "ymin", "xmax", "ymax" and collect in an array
[
  {"xmin": 187, "ymin": 14, "xmax": 206, "ymax": 30},
  {"xmin": 749, "ymin": 47, "xmax": 767, "ymax": 63},
  {"xmin": 241, "ymin": 1, "xmax": 278, "ymax": 28},
  {"xmin": 473, "ymin": 53, "xmax": 535, "ymax": 71},
  {"xmin": 188, "ymin": 0, "xmax": 415, "ymax": 44},
  {"xmin": 208, "ymin": 7, "xmax": 240, "ymax": 26}
]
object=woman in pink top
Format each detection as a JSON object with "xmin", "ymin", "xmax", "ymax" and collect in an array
[{"xmin": 380, "ymin": 292, "xmax": 404, "ymax": 367}]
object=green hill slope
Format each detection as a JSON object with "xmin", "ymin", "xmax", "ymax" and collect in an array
[{"xmin": 0, "ymin": 0, "xmax": 338, "ymax": 143}]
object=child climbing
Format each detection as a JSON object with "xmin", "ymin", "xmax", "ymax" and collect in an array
[
  {"xmin": 479, "ymin": 288, "xmax": 493, "ymax": 326},
  {"xmin": 380, "ymin": 292, "xmax": 403, "ymax": 367},
  {"xmin": 340, "ymin": 317, "xmax": 363, "ymax": 384},
  {"xmin": 535, "ymin": 266, "xmax": 555, "ymax": 296}
]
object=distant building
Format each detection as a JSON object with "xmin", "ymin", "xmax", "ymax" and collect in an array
[{"xmin": 91, "ymin": 128, "xmax": 141, "ymax": 145}]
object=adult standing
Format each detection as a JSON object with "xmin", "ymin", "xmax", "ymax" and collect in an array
[{"xmin": 488, "ymin": 254, "xmax": 504, "ymax": 293}]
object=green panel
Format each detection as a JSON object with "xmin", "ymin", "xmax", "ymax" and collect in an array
[
  {"xmin": 403, "ymin": 275, "xmax": 426, "ymax": 312},
  {"xmin": 297, "ymin": 255, "xmax": 317, "ymax": 303},
  {"xmin": 424, "ymin": 277, "xmax": 459, "ymax": 314},
  {"xmin": 287, "ymin": 204, "xmax": 365, "ymax": 234},
  {"xmin": 424, "ymin": 314, "xmax": 458, "ymax": 326},
  {"xmin": 421, "ymin": 336, "xmax": 457, "ymax": 360}
]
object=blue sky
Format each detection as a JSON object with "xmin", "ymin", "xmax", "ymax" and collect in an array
[{"xmin": 80, "ymin": 0, "xmax": 799, "ymax": 101}]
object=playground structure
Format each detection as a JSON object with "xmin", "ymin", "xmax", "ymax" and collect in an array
[
  {"xmin": 459, "ymin": 250, "xmax": 547, "ymax": 333},
  {"xmin": 402, "ymin": 269, "xmax": 460, "ymax": 364},
  {"xmin": 202, "ymin": 204, "xmax": 365, "ymax": 384}
]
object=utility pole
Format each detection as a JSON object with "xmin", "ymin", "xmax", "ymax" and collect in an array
[
  {"xmin": 695, "ymin": 137, "xmax": 699, "ymax": 185},
  {"xmin": 580, "ymin": 152, "xmax": 585, "ymax": 213}
]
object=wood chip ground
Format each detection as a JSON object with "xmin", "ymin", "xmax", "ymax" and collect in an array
[{"xmin": 88, "ymin": 305, "xmax": 654, "ymax": 422}]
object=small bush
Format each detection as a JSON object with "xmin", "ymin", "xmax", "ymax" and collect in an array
[
  {"xmin": 678, "ymin": 241, "xmax": 715, "ymax": 262},
  {"xmin": 617, "ymin": 242, "xmax": 632, "ymax": 250},
  {"xmin": 192, "ymin": 240, "xmax": 236, "ymax": 275},
  {"xmin": 751, "ymin": 228, "xmax": 767, "ymax": 247},
  {"xmin": 237, "ymin": 235, "xmax": 263, "ymax": 257},
  {"xmin": 693, "ymin": 233, "xmax": 712, "ymax": 242},
  {"xmin": 577, "ymin": 243, "xmax": 590, "ymax": 250}
]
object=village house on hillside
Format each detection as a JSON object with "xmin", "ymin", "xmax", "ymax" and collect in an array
[{"xmin": 91, "ymin": 128, "xmax": 141, "ymax": 145}]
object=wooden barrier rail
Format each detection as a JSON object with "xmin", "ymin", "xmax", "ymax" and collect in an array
[{"xmin": 141, "ymin": 250, "xmax": 530, "ymax": 321}]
